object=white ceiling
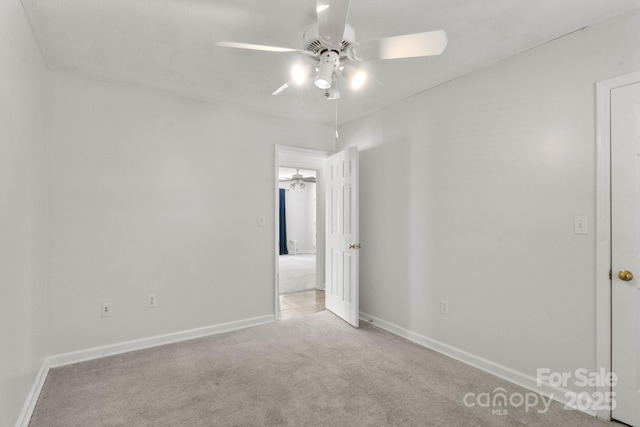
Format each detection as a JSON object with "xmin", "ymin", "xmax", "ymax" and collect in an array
[{"xmin": 22, "ymin": 0, "xmax": 640, "ymax": 126}]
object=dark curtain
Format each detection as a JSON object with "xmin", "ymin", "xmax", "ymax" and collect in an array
[{"xmin": 279, "ymin": 189, "xmax": 288, "ymax": 255}]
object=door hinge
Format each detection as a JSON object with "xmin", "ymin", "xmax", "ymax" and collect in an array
[{"xmin": 609, "ymin": 269, "xmax": 612, "ymax": 280}]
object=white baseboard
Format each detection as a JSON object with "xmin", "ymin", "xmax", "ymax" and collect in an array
[
  {"xmin": 359, "ymin": 311, "xmax": 597, "ymax": 418},
  {"xmin": 16, "ymin": 314, "xmax": 275, "ymax": 427},
  {"xmin": 15, "ymin": 361, "xmax": 49, "ymax": 427},
  {"xmin": 48, "ymin": 314, "xmax": 275, "ymax": 367}
]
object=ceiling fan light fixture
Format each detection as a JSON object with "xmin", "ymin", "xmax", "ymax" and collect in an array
[
  {"xmin": 217, "ymin": 1, "xmax": 448, "ymax": 101},
  {"xmin": 315, "ymin": 64, "xmax": 333, "ymax": 89},
  {"xmin": 289, "ymin": 180, "xmax": 306, "ymax": 190},
  {"xmin": 315, "ymin": 50, "xmax": 339, "ymax": 89}
]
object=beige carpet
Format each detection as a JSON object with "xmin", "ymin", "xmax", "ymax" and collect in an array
[
  {"xmin": 30, "ymin": 312, "xmax": 612, "ymax": 426},
  {"xmin": 278, "ymin": 254, "xmax": 316, "ymax": 294}
]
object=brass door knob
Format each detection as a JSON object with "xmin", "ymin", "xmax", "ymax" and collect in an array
[
  {"xmin": 618, "ymin": 270, "xmax": 634, "ymax": 281},
  {"xmin": 349, "ymin": 243, "xmax": 356, "ymax": 249}
]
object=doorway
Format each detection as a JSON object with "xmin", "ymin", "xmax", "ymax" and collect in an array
[
  {"xmin": 278, "ymin": 167, "xmax": 324, "ymax": 319},
  {"xmin": 595, "ymin": 71, "xmax": 640, "ymax": 425},
  {"xmin": 274, "ymin": 146, "xmax": 329, "ymax": 319}
]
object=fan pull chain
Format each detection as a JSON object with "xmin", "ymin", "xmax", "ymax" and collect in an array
[{"xmin": 335, "ymin": 96, "xmax": 339, "ymax": 142}]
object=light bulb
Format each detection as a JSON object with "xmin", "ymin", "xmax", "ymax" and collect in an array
[
  {"xmin": 315, "ymin": 79, "xmax": 331, "ymax": 89},
  {"xmin": 315, "ymin": 63, "xmax": 333, "ymax": 89},
  {"xmin": 343, "ymin": 65, "xmax": 367, "ymax": 90},
  {"xmin": 291, "ymin": 64, "xmax": 307, "ymax": 85},
  {"xmin": 351, "ymin": 71, "xmax": 367, "ymax": 90}
]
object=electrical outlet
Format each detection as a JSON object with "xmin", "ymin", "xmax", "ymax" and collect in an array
[
  {"xmin": 440, "ymin": 299, "xmax": 449, "ymax": 315},
  {"xmin": 101, "ymin": 303, "xmax": 112, "ymax": 317},
  {"xmin": 147, "ymin": 294, "xmax": 157, "ymax": 308}
]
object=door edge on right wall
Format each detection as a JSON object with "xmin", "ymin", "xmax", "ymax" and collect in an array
[{"xmin": 595, "ymin": 70, "xmax": 640, "ymax": 425}]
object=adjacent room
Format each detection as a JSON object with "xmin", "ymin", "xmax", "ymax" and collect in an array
[
  {"xmin": 277, "ymin": 167, "xmax": 325, "ymax": 319},
  {"xmin": 2, "ymin": 0, "xmax": 640, "ymax": 426}
]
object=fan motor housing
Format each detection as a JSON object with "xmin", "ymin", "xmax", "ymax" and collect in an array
[{"xmin": 303, "ymin": 24, "xmax": 355, "ymax": 57}]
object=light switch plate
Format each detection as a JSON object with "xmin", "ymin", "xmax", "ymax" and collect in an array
[{"xmin": 574, "ymin": 216, "xmax": 588, "ymax": 235}]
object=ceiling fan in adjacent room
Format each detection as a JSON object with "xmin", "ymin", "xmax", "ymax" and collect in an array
[
  {"xmin": 280, "ymin": 169, "xmax": 316, "ymax": 189},
  {"xmin": 216, "ymin": 0, "xmax": 448, "ymax": 100}
]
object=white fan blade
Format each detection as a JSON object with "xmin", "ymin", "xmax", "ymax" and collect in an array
[
  {"xmin": 216, "ymin": 41, "xmax": 297, "ymax": 52},
  {"xmin": 317, "ymin": 0, "xmax": 350, "ymax": 49},
  {"xmin": 216, "ymin": 41, "xmax": 318, "ymax": 57},
  {"xmin": 272, "ymin": 82, "xmax": 291, "ymax": 96},
  {"xmin": 355, "ymin": 30, "xmax": 447, "ymax": 60}
]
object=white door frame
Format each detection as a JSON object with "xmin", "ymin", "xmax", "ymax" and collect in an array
[
  {"xmin": 274, "ymin": 145, "xmax": 330, "ymax": 316},
  {"xmin": 595, "ymin": 70, "xmax": 640, "ymax": 421}
]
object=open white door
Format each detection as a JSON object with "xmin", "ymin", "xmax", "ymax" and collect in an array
[
  {"xmin": 611, "ymin": 81, "xmax": 640, "ymax": 427},
  {"xmin": 325, "ymin": 146, "xmax": 359, "ymax": 327}
]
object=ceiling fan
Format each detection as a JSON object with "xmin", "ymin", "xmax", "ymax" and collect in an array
[
  {"xmin": 280, "ymin": 169, "xmax": 316, "ymax": 189},
  {"xmin": 216, "ymin": 0, "xmax": 447, "ymax": 99}
]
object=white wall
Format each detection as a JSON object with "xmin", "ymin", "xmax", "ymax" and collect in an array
[
  {"xmin": 47, "ymin": 72, "xmax": 334, "ymax": 355},
  {"xmin": 278, "ymin": 182, "xmax": 316, "ymax": 253},
  {"xmin": 338, "ymin": 10, "xmax": 640, "ymax": 394},
  {"xmin": 0, "ymin": 1, "xmax": 48, "ymax": 425}
]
